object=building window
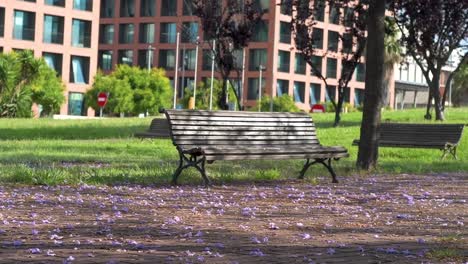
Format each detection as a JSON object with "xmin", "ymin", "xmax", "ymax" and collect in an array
[
  {"xmin": 202, "ymin": 49, "xmax": 214, "ymax": 71},
  {"xmin": 99, "ymin": 24, "xmax": 114, "ymax": 44},
  {"xmin": 354, "ymin": 88, "xmax": 363, "ymax": 106},
  {"xmin": 329, "ymin": 4, "xmax": 340, "ymax": 24},
  {"xmin": 70, "ymin": 55, "xmax": 90, "ymax": 84},
  {"xmin": 119, "ymin": 23, "xmax": 134, "ymax": 44},
  {"xmin": 43, "ymin": 52, "xmax": 63, "ymax": 76},
  {"xmin": 73, "ymin": 0, "xmax": 92, "ymax": 11},
  {"xmin": 118, "ymin": 50, "xmax": 134, "ymax": 65},
  {"xmin": 249, "ymin": 49, "xmax": 267, "ymax": 71},
  {"xmin": 328, "ymin": 31, "xmax": 339, "ymax": 52},
  {"xmin": 310, "ymin": 83, "xmax": 321, "ymax": 105},
  {"xmin": 356, "ymin": 63, "xmax": 365, "ymax": 82},
  {"xmin": 277, "ymin": 50, "xmax": 290, "ymax": 73},
  {"xmin": 45, "ymin": 0, "xmax": 65, "ymax": 7},
  {"xmin": 312, "ymin": 28, "xmax": 323, "ymax": 49},
  {"xmin": 13, "ymin": 10, "xmax": 36, "ymax": 41},
  {"xmin": 181, "ymin": 22, "xmax": 198, "ymax": 43},
  {"xmin": 138, "ymin": 49, "xmax": 154, "ymax": 69},
  {"xmin": 68, "ymin": 92, "xmax": 85, "ymax": 116},
  {"xmin": 179, "ymin": 49, "xmax": 196, "ymax": 71},
  {"xmin": 279, "ymin": 22, "xmax": 291, "ymax": 44},
  {"xmin": 160, "ymin": 23, "xmax": 177, "ymax": 43},
  {"xmin": 98, "ymin": 50, "xmax": 113, "ymax": 70},
  {"xmin": 161, "ymin": 0, "xmax": 177, "ymax": 16},
  {"xmin": 183, "ymin": 0, "xmax": 195, "ymax": 15},
  {"xmin": 232, "ymin": 49, "xmax": 244, "ymax": 70},
  {"xmin": 252, "ymin": 20, "xmax": 268, "ymax": 42},
  {"xmin": 344, "ymin": 87, "xmax": 350, "ymax": 103},
  {"xmin": 342, "ymin": 33, "xmax": 353, "ymax": 53},
  {"xmin": 72, "ymin": 19, "xmax": 91, "ymax": 48},
  {"xmin": 276, "ymin": 79, "xmax": 289, "ymax": 96},
  {"xmin": 247, "ymin": 78, "xmax": 265, "ymax": 100},
  {"xmin": 326, "ymin": 85, "xmax": 336, "ymax": 102},
  {"xmin": 159, "ymin": 49, "xmax": 176, "ymax": 70},
  {"xmin": 314, "ymin": 0, "xmax": 325, "ymax": 22},
  {"xmin": 100, "ymin": 0, "xmax": 114, "ymax": 18},
  {"xmin": 253, "ymin": 0, "xmax": 269, "ymax": 12},
  {"xmin": 344, "ymin": 7, "xmax": 354, "ymax": 27},
  {"xmin": 140, "ymin": 0, "xmax": 155, "ymax": 17},
  {"xmin": 43, "ymin": 15, "xmax": 64, "ymax": 44},
  {"xmin": 293, "ymin": 81, "xmax": 305, "ymax": 103},
  {"xmin": 120, "ymin": 0, "xmax": 135, "ymax": 17},
  {"xmin": 311, "ymin": 55, "xmax": 322, "ymax": 76},
  {"xmin": 139, "ymin": 23, "xmax": 155, "ymax": 43},
  {"xmin": 280, "ymin": 0, "xmax": 292, "ymax": 15},
  {"xmin": 0, "ymin": 8, "xmax": 4, "ymax": 38},
  {"xmin": 295, "ymin": 53, "xmax": 306, "ymax": 75},
  {"xmin": 326, "ymin": 58, "xmax": 337, "ymax": 78}
]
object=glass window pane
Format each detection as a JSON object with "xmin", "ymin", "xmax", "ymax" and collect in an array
[
  {"xmin": 247, "ymin": 78, "xmax": 265, "ymax": 100},
  {"xmin": 43, "ymin": 52, "xmax": 63, "ymax": 76},
  {"xmin": 100, "ymin": 0, "xmax": 114, "ymax": 18},
  {"xmin": 279, "ymin": 22, "xmax": 291, "ymax": 44},
  {"xmin": 312, "ymin": 28, "xmax": 323, "ymax": 49},
  {"xmin": 0, "ymin": 8, "xmax": 4, "ymax": 38},
  {"xmin": 119, "ymin": 23, "xmax": 134, "ymax": 44},
  {"xmin": 99, "ymin": 24, "xmax": 114, "ymax": 44},
  {"xmin": 45, "ymin": 0, "xmax": 65, "ymax": 7},
  {"xmin": 326, "ymin": 58, "xmax": 337, "ymax": 78},
  {"xmin": 98, "ymin": 50, "xmax": 113, "ymax": 70},
  {"xmin": 160, "ymin": 23, "xmax": 176, "ymax": 43},
  {"xmin": 295, "ymin": 53, "xmax": 306, "ymax": 74},
  {"xmin": 181, "ymin": 22, "xmax": 198, "ymax": 43},
  {"xmin": 73, "ymin": 0, "xmax": 92, "ymax": 11},
  {"xmin": 252, "ymin": 20, "xmax": 268, "ymax": 42},
  {"xmin": 13, "ymin": 10, "xmax": 36, "ymax": 41},
  {"xmin": 326, "ymin": 85, "xmax": 336, "ymax": 102},
  {"xmin": 118, "ymin": 50, "xmax": 134, "ymax": 65},
  {"xmin": 328, "ymin": 31, "xmax": 339, "ymax": 52},
  {"xmin": 43, "ymin": 15, "xmax": 64, "ymax": 44},
  {"xmin": 311, "ymin": 56, "xmax": 322, "ymax": 76},
  {"xmin": 278, "ymin": 50, "xmax": 290, "ymax": 73},
  {"xmin": 68, "ymin": 92, "xmax": 85, "ymax": 116},
  {"xmin": 276, "ymin": 79, "xmax": 289, "ymax": 96},
  {"xmin": 293, "ymin": 82, "xmax": 305, "ymax": 103},
  {"xmin": 70, "ymin": 55, "xmax": 90, "ymax": 84},
  {"xmin": 140, "ymin": 0, "xmax": 156, "ymax": 17},
  {"xmin": 72, "ymin": 19, "xmax": 91, "ymax": 47},
  {"xmin": 120, "ymin": 0, "xmax": 135, "ymax": 17},
  {"xmin": 161, "ymin": 0, "xmax": 177, "ymax": 16},
  {"xmin": 249, "ymin": 49, "xmax": 267, "ymax": 71},
  {"xmin": 159, "ymin": 49, "xmax": 176, "ymax": 70},
  {"xmin": 310, "ymin": 83, "xmax": 321, "ymax": 105},
  {"xmin": 139, "ymin": 23, "xmax": 154, "ymax": 43}
]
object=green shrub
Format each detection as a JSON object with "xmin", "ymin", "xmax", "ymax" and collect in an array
[{"xmin": 255, "ymin": 95, "xmax": 301, "ymax": 112}]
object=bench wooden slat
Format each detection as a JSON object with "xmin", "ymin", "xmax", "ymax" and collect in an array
[
  {"xmin": 171, "ymin": 125, "xmax": 315, "ymax": 131},
  {"xmin": 168, "ymin": 120, "xmax": 315, "ymax": 127}
]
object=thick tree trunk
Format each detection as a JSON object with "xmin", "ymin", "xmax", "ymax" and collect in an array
[
  {"xmin": 356, "ymin": 0, "xmax": 386, "ymax": 171},
  {"xmin": 220, "ymin": 77, "xmax": 229, "ymax": 110},
  {"xmin": 334, "ymin": 88, "xmax": 344, "ymax": 127}
]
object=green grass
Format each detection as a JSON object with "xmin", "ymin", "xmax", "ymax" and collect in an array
[{"xmin": 0, "ymin": 108, "xmax": 467, "ymax": 186}]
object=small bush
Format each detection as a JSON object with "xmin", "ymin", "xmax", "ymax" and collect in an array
[{"xmin": 256, "ymin": 95, "xmax": 301, "ymax": 112}]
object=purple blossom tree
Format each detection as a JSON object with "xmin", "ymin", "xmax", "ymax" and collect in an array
[
  {"xmin": 391, "ymin": 0, "xmax": 468, "ymax": 121},
  {"xmin": 289, "ymin": 0, "xmax": 368, "ymax": 126}
]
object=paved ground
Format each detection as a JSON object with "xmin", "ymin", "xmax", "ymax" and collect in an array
[{"xmin": 0, "ymin": 173, "xmax": 466, "ymax": 264}]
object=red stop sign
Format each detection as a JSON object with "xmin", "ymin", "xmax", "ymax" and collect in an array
[{"xmin": 97, "ymin": 92, "xmax": 108, "ymax": 107}]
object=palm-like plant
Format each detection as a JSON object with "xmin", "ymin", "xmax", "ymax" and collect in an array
[
  {"xmin": 0, "ymin": 50, "xmax": 42, "ymax": 117},
  {"xmin": 383, "ymin": 17, "xmax": 402, "ymax": 106}
]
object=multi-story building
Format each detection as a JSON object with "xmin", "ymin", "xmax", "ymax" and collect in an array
[
  {"xmin": 98, "ymin": 0, "xmax": 368, "ymax": 111},
  {"xmin": 0, "ymin": 0, "xmax": 99, "ymax": 116}
]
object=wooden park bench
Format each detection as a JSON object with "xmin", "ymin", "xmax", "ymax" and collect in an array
[
  {"xmin": 134, "ymin": 118, "xmax": 170, "ymax": 139},
  {"xmin": 352, "ymin": 123, "xmax": 464, "ymax": 159},
  {"xmin": 164, "ymin": 110, "xmax": 349, "ymax": 185}
]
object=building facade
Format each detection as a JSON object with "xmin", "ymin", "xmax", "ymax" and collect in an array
[
  {"xmin": 98, "ymin": 0, "xmax": 368, "ymax": 111},
  {"xmin": 0, "ymin": 0, "xmax": 99, "ymax": 116}
]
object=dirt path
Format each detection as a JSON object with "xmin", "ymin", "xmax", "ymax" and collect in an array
[{"xmin": 0, "ymin": 173, "xmax": 466, "ymax": 263}]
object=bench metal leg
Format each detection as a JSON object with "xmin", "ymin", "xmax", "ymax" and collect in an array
[
  {"xmin": 171, "ymin": 151, "xmax": 211, "ymax": 186},
  {"xmin": 299, "ymin": 158, "xmax": 339, "ymax": 183},
  {"xmin": 441, "ymin": 144, "xmax": 458, "ymax": 160}
]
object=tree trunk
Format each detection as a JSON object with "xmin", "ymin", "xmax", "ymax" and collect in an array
[
  {"xmin": 334, "ymin": 88, "xmax": 344, "ymax": 127},
  {"xmin": 425, "ymin": 90, "xmax": 433, "ymax": 120},
  {"xmin": 219, "ymin": 77, "xmax": 229, "ymax": 110},
  {"xmin": 356, "ymin": 0, "xmax": 386, "ymax": 171},
  {"xmin": 430, "ymin": 73, "xmax": 445, "ymax": 121}
]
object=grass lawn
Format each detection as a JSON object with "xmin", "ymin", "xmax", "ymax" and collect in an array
[{"xmin": 0, "ymin": 108, "xmax": 466, "ymax": 186}]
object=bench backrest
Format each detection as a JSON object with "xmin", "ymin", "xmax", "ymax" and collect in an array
[
  {"xmin": 149, "ymin": 118, "xmax": 170, "ymax": 131},
  {"xmin": 164, "ymin": 110, "xmax": 321, "ymax": 148},
  {"xmin": 379, "ymin": 123, "xmax": 464, "ymax": 146}
]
